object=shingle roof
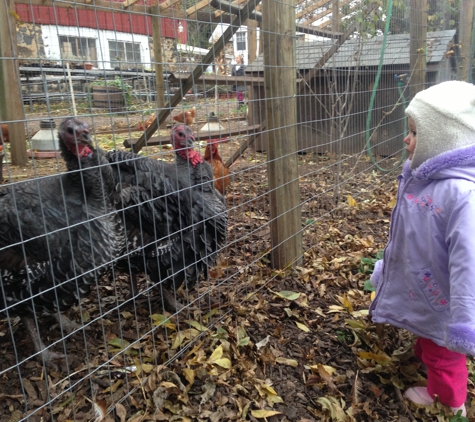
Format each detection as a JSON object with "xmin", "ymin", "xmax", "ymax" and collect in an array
[{"xmin": 246, "ymin": 30, "xmax": 455, "ymax": 72}]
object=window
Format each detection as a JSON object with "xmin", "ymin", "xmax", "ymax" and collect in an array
[
  {"xmin": 108, "ymin": 40, "xmax": 141, "ymax": 65},
  {"xmin": 59, "ymin": 36, "xmax": 97, "ymax": 61},
  {"xmin": 236, "ymin": 32, "xmax": 246, "ymax": 51}
]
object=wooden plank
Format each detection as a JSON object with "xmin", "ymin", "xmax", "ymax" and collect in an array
[
  {"xmin": 456, "ymin": 0, "xmax": 474, "ymax": 81},
  {"xmin": 302, "ymin": 0, "xmax": 351, "ymax": 26},
  {"xmin": 186, "ymin": 0, "xmax": 212, "ymax": 15},
  {"xmin": 224, "ymin": 120, "xmax": 265, "ymax": 168},
  {"xmin": 263, "ymin": 0, "xmax": 302, "ymax": 268},
  {"xmin": 214, "ymin": 0, "xmax": 248, "ymax": 17},
  {"xmin": 409, "ymin": 0, "xmax": 427, "ymax": 97},
  {"xmin": 123, "ymin": 124, "xmax": 261, "ymax": 148},
  {"xmin": 151, "ymin": 5, "xmax": 167, "ymax": 129},
  {"xmin": 210, "ymin": 0, "xmax": 342, "ymax": 38},
  {"xmin": 0, "ymin": 0, "xmax": 27, "ymax": 166},
  {"xmin": 247, "ymin": 19, "xmax": 258, "ymax": 63},
  {"xmin": 298, "ymin": 1, "xmax": 378, "ymax": 89},
  {"xmin": 131, "ymin": 0, "xmax": 262, "ymax": 152},
  {"xmin": 170, "ymin": 73, "xmax": 265, "ymax": 85},
  {"xmin": 123, "ymin": 0, "xmax": 141, "ymax": 9},
  {"xmin": 159, "ymin": 0, "xmax": 182, "ymax": 11},
  {"xmin": 295, "ymin": 0, "xmax": 329, "ymax": 20},
  {"xmin": 333, "ymin": 0, "xmax": 339, "ymax": 32}
]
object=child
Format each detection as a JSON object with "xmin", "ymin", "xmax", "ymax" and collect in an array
[
  {"xmin": 231, "ymin": 54, "xmax": 246, "ymax": 108},
  {"xmin": 369, "ymin": 80, "xmax": 475, "ymax": 417}
]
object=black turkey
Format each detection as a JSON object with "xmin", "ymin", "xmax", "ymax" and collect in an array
[
  {"xmin": 104, "ymin": 124, "xmax": 227, "ymax": 310},
  {"xmin": 0, "ymin": 118, "xmax": 124, "ymax": 362}
]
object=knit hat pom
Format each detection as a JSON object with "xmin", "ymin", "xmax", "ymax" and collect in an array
[{"xmin": 405, "ymin": 81, "xmax": 475, "ymax": 169}]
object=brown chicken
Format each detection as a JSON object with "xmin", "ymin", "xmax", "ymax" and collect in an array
[
  {"xmin": 138, "ymin": 113, "xmax": 155, "ymax": 131},
  {"xmin": 173, "ymin": 106, "xmax": 196, "ymax": 126},
  {"xmin": 1, "ymin": 124, "xmax": 9, "ymax": 143},
  {"xmin": 204, "ymin": 139, "xmax": 230, "ymax": 195}
]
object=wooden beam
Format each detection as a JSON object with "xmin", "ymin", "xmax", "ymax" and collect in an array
[
  {"xmin": 170, "ymin": 73, "xmax": 265, "ymax": 85},
  {"xmin": 298, "ymin": 1, "xmax": 378, "ymax": 89},
  {"xmin": 211, "ymin": 0, "xmax": 342, "ymax": 38},
  {"xmin": 224, "ymin": 121, "xmax": 265, "ymax": 168},
  {"xmin": 456, "ymin": 0, "xmax": 475, "ymax": 81},
  {"xmin": 263, "ymin": 0, "xmax": 302, "ymax": 268},
  {"xmin": 214, "ymin": 0, "xmax": 248, "ymax": 17},
  {"xmin": 302, "ymin": 0, "xmax": 351, "ymax": 26},
  {"xmin": 159, "ymin": 0, "xmax": 183, "ymax": 10},
  {"xmin": 124, "ymin": 124, "xmax": 261, "ymax": 148},
  {"xmin": 317, "ymin": 1, "xmax": 358, "ymax": 28},
  {"xmin": 151, "ymin": 5, "xmax": 167, "ymax": 129},
  {"xmin": 247, "ymin": 19, "xmax": 258, "ymax": 62},
  {"xmin": 332, "ymin": 0, "xmax": 339, "ymax": 32},
  {"xmin": 409, "ymin": 0, "xmax": 427, "ymax": 97},
  {"xmin": 131, "ymin": 0, "xmax": 262, "ymax": 153},
  {"xmin": 0, "ymin": 0, "xmax": 27, "ymax": 166},
  {"xmin": 122, "ymin": 0, "xmax": 141, "ymax": 10},
  {"xmin": 296, "ymin": 0, "xmax": 328, "ymax": 20},
  {"xmin": 186, "ymin": 0, "xmax": 212, "ymax": 15}
]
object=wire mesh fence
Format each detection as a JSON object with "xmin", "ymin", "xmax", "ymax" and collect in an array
[{"xmin": 0, "ymin": 0, "xmax": 471, "ymax": 420}]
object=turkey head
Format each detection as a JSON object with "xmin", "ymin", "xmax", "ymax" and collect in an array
[
  {"xmin": 59, "ymin": 117, "xmax": 94, "ymax": 158},
  {"xmin": 171, "ymin": 124, "xmax": 203, "ymax": 167}
]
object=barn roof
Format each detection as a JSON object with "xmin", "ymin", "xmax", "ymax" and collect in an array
[{"xmin": 246, "ymin": 29, "xmax": 456, "ymax": 72}]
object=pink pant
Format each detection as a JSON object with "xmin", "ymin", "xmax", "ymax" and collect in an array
[{"xmin": 414, "ymin": 338, "xmax": 467, "ymax": 407}]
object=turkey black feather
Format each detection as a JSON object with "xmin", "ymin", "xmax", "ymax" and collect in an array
[
  {"xmin": 0, "ymin": 118, "xmax": 124, "ymax": 362},
  {"xmin": 104, "ymin": 125, "xmax": 227, "ymax": 309}
]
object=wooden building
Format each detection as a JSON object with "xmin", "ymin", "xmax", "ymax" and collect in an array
[{"xmin": 246, "ymin": 30, "xmax": 456, "ymax": 156}]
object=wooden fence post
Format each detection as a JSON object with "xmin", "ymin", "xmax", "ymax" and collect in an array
[
  {"xmin": 456, "ymin": 0, "xmax": 475, "ymax": 81},
  {"xmin": 409, "ymin": 0, "xmax": 427, "ymax": 98},
  {"xmin": 0, "ymin": 0, "xmax": 27, "ymax": 166},
  {"xmin": 151, "ymin": 5, "xmax": 167, "ymax": 129},
  {"xmin": 262, "ymin": 0, "xmax": 302, "ymax": 269}
]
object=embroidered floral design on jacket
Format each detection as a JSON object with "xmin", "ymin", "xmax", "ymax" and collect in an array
[
  {"xmin": 418, "ymin": 270, "xmax": 449, "ymax": 311},
  {"xmin": 407, "ymin": 194, "xmax": 442, "ymax": 214}
]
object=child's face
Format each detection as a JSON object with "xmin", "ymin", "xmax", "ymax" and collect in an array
[{"xmin": 404, "ymin": 117, "xmax": 417, "ymax": 160}]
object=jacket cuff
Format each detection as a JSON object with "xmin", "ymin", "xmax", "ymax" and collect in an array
[
  {"xmin": 370, "ymin": 259, "xmax": 384, "ymax": 288},
  {"xmin": 446, "ymin": 323, "xmax": 475, "ymax": 355}
]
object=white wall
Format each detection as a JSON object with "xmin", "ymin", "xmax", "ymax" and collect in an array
[{"xmin": 41, "ymin": 25, "xmax": 152, "ymax": 69}]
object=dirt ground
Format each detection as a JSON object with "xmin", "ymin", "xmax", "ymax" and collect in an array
[{"xmin": 0, "ymin": 101, "xmax": 473, "ymax": 422}]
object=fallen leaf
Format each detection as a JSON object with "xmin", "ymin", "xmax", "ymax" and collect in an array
[
  {"xmin": 250, "ymin": 409, "xmax": 282, "ymax": 418},
  {"xmin": 115, "ymin": 402, "xmax": 127, "ymax": 422},
  {"xmin": 273, "ymin": 290, "xmax": 300, "ymax": 301},
  {"xmin": 255, "ymin": 335, "xmax": 270, "ymax": 350},
  {"xmin": 295, "ymin": 321, "xmax": 310, "ymax": 332},
  {"xmin": 276, "ymin": 357, "xmax": 298, "ymax": 367}
]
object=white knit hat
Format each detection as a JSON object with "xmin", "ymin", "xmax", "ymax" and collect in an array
[{"xmin": 405, "ymin": 81, "xmax": 475, "ymax": 169}]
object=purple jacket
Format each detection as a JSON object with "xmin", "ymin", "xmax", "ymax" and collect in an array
[{"xmin": 369, "ymin": 145, "xmax": 475, "ymax": 356}]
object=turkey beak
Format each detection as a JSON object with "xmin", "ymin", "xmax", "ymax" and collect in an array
[
  {"xmin": 78, "ymin": 129, "xmax": 93, "ymax": 148},
  {"xmin": 186, "ymin": 134, "xmax": 195, "ymax": 148}
]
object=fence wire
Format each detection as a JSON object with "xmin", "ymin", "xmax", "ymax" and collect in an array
[{"xmin": 0, "ymin": 0, "xmax": 470, "ymax": 420}]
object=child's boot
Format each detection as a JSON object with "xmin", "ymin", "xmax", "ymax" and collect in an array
[{"xmin": 404, "ymin": 387, "xmax": 467, "ymax": 417}]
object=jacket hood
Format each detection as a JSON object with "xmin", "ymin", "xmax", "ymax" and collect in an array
[
  {"xmin": 409, "ymin": 143, "xmax": 475, "ymax": 182},
  {"xmin": 405, "ymin": 81, "xmax": 475, "ymax": 170}
]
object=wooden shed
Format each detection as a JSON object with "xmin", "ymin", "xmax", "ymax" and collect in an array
[{"xmin": 246, "ymin": 30, "xmax": 456, "ymax": 156}]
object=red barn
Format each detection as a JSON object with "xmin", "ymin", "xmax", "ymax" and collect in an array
[{"xmin": 16, "ymin": 0, "xmax": 187, "ymax": 69}]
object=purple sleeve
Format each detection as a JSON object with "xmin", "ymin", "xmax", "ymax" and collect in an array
[{"xmin": 370, "ymin": 259, "xmax": 384, "ymax": 288}]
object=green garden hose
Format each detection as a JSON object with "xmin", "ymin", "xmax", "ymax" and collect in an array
[{"xmin": 364, "ymin": 0, "xmax": 407, "ymax": 171}]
